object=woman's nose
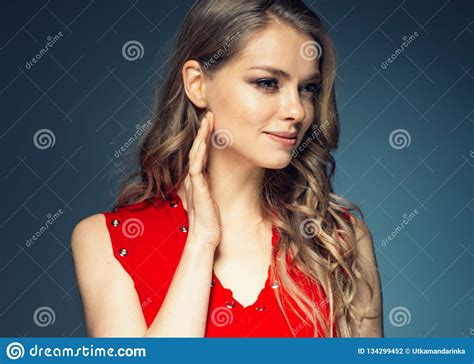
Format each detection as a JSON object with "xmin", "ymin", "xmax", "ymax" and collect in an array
[{"xmin": 278, "ymin": 87, "xmax": 306, "ymax": 123}]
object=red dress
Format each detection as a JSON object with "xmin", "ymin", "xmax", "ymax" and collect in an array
[{"xmin": 103, "ymin": 192, "xmax": 344, "ymax": 337}]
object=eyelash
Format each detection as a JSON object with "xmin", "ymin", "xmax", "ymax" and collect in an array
[{"xmin": 252, "ymin": 78, "xmax": 320, "ymax": 97}]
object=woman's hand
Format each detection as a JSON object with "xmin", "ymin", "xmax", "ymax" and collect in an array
[{"xmin": 183, "ymin": 111, "xmax": 222, "ymax": 249}]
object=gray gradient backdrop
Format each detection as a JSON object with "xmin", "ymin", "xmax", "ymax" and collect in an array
[{"xmin": 0, "ymin": 0, "xmax": 472, "ymax": 337}]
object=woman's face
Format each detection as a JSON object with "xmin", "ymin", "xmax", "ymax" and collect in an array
[{"xmin": 205, "ymin": 22, "xmax": 321, "ymax": 169}]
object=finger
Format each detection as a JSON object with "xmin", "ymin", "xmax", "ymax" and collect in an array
[
  {"xmin": 189, "ymin": 141, "xmax": 205, "ymax": 177},
  {"xmin": 189, "ymin": 116, "xmax": 208, "ymax": 163},
  {"xmin": 205, "ymin": 112, "xmax": 214, "ymax": 146},
  {"xmin": 183, "ymin": 173, "xmax": 192, "ymax": 212},
  {"xmin": 192, "ymin": 113, "xmax": 209, "ymax": 159},
  {"xmin": 189, "ymin": 142, "xmax": 210, "ymax": 200},
  {"xmin": 203, "ymin": 113, "xmax": 214, "ymax": 167},
  {"xmin": 184, "ymin": 173, "xmax": 191, "ymax": 195}
]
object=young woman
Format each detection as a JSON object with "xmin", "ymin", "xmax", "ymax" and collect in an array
[{"xmin": 72, "ymin": 0, "xmax": 383, "ymax": 338}]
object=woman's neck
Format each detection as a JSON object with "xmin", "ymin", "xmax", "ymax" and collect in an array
[{"xmin": 178, "ymin": 148, "xmax": 267, "ymax": 225}]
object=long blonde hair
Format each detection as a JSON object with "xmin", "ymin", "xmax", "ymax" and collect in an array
[{"xmin": 115, "ymin": 0, "xmax": 377, "ymax": 337}]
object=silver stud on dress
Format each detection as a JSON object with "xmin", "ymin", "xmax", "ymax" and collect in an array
[
  {"xmin": 271, "ymin": 282, "xmax": 279, "ymax": 289},
  {"xmin": 169, "ymin": 199, "xmax": 178, "ymax": 208},
  {"xmin": 225, "ymin": 301, "xmax": 235, "ymax": 309},
  {"xmin": 211, "ymin": 279, "xmax": 216, "ymax": 287},
  {"xmin": 255, "ymin": 306, "xmax": 265, "ymax": 312},
  {"xmin": 119, "ymin": 248, "xmax": 128, "ymax": 257},
  {"xmin": 180, "ymin": 224, "xmax": 188, "ymax": 232},
  {"xmin": 111, "ymin": 219, "xmax": 120, "ymax": 227}
]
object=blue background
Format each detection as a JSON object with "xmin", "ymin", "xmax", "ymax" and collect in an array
[{"xmin": 0, "ymin": 0, "xmax": 472, "ymax": 337}]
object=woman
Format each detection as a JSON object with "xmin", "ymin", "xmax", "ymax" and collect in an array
[{"xmin": 71, "ymin": 0, "xmax": 383, "ymax": 338}]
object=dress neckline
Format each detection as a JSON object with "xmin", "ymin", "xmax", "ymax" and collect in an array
[{"xmin": 167, "ymin": 189, "xmax": 280, "ymax": 310}]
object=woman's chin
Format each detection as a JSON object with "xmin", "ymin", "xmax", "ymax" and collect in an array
[{"xmin": 261, "ymin": 155, "xmax": 293, "ymax": 170}]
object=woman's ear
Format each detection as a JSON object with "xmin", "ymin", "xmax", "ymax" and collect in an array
[{"xmin": 182, "ymin": 60, "xmax": 208, "ymax": 109}]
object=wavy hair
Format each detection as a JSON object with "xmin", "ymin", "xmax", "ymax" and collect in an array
[{"xmin": 114, "ymin": 0, "xmax": 378, "ymax": 337}]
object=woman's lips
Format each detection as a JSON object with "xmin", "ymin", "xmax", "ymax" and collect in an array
[{"xmin": 263, "ymin": 132, "xmax": 297, "ymax": 147}]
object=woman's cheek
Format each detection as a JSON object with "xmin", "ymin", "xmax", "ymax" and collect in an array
[{"xmin": 232, "ymin": 88, "xmax": 264, "ymax": 120}]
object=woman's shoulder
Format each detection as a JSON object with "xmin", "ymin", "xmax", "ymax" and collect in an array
[
  {"xmin": 71, "ymin": 196, "xmax": 170, "ymax": 253},
  {"xmin": 71, "ymin": 213, "xmax": 109, "ymax": 251},
  {"xmin": 70, "ymin": 214, "xmax": 115, "ymax": 284},
  {"xmin": 70, "ymin": 213, "xmax": 116, "ymax": 269}
]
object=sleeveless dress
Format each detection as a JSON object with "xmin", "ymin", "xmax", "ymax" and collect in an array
[{"xmin": 103, "ymin": 192, "xmax": 349, "ymax": 337}]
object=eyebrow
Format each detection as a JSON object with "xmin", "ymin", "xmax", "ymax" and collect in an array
[{"xmin": 247, "ymin": 65, "xmax": 321, "ymax": 82}]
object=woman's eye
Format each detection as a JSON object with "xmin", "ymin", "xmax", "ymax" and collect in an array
[
  {"xmin": 300, "ymin": 83, "xmax": 320, "ymax": 97},
  {"xmin": 253, "ymin": 79, "xmax": 320, "ymax": 98},
  {"xmin": 254, "ymin": 78, "xmax": 279, "ymax": 91}
]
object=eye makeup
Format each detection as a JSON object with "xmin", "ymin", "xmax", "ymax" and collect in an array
[{"xmin": 250, "ymin": 77, "xmax": 321, "ymax": 98}]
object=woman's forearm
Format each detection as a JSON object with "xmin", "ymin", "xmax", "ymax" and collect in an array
[{"xmin": 144, "ymin": 237, "xmax": 215, "ymax": 337}]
